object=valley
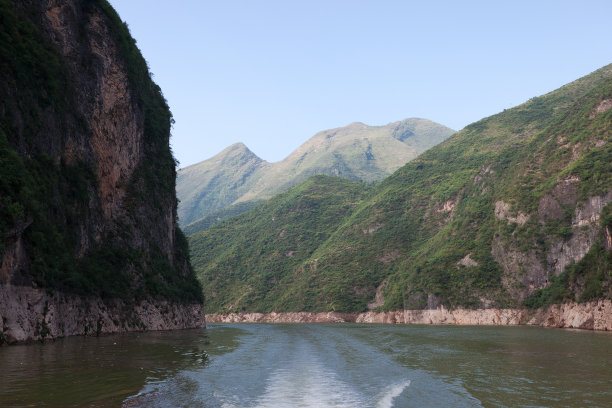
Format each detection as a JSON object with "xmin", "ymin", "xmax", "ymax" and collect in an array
[{"xmin": 189, "ymin": 64, "xmax": 612, "ymax": 318}]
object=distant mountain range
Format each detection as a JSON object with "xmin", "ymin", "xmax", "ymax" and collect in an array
[
  {"xmin": 189, "ymin": 64, "xmax": 612, "ymax": 314},
  {"xmin": 177, "ymin": 118, "xmax": 455, "ymax": 228}
]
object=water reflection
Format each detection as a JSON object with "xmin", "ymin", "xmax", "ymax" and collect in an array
[
  {"xmin": 0, "ymin": 324, "xmax": 610, "ymax": 407},
  {"xmin": 0, "ymin": 327, "xmax": 241, "ymax": 407}
]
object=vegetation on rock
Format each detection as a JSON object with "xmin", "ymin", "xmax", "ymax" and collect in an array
[
  {"xmin": 191, "ymin": 64, "xmax": 612, "ymax": 313},
  {"xmin": 0, "ymin": 0, "xmax": 201, "ymax": 303}
]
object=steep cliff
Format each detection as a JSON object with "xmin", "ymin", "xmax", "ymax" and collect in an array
[{"xmin": 0, "ymin": 0, "xmax": 203, "ymax": 343}]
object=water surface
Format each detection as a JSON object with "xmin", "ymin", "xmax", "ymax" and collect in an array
[{"xmin": 0, "ymin": 324, "xmax": 610, "ymax": 407}]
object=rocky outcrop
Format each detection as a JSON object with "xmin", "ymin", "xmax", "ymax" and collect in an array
[
  {"xmin": 492, "ymin": 191, "xmax": 612, "ymax": 302},
  {"xmin": 0, "ymin": 285, "xmax": 205, "ymax": 344},
  {"xmin": 206, "ymin": 299, "xmax": 612, "ymax": 331},
  {"xmin": 548, "ymin": 192, "xmax": 612, "ymax": 275},
  {"xmin": 494, "ymin": 201, "xmax": 529, "ymax": 225}
]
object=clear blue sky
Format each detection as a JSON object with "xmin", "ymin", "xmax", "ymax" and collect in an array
[{"xmin": 108, "ymin": 0, "xmax": 611, "ymax": 167}]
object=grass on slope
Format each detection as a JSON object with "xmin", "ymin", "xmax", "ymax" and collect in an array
[
  {"xmin": 189, "ymin": 176, "xmax": 369, "ymax": 312},
  {"xmin": 191, "ymin": 64, "xmax": 612, "ymax": 313}
]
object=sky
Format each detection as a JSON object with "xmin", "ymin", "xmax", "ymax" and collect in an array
[{"xmin": 107, "ymin": 0, "xmax": 612, "ymax": 168}]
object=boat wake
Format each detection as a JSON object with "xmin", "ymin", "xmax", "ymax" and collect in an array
[
  {"xmin": 223, "ymin": 361, "xmax": 411, "ymax": 408},
  {"xmin": 123, "ymin": 325, "xmax": 485, "ymax": 408},
  {"xmin": 376, "ymin": 380, "xmax": 411, "ymax": 408}
]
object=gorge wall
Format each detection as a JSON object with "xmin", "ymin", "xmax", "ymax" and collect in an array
[{"xmin": 0, "ymin": 0, "xmax": 203, "ymax": 344}]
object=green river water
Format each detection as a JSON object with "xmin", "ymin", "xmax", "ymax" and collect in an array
[{"xmin": 0, "ymin": 324, "xmax": 610, "ymax": 407}]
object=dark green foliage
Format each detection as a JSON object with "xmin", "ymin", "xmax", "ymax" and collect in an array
[
  {"xmin": 0, "ymin": 130, "xmax": 28, "ymax": 252},
  {"xmin": 190, "ymin": 176, "xmax": 369, "ymax": 312},
  {"xmin": 1, "ymin": 126, "xmax": 98, "ymax": 291},
  {"xmin": 0, "ymin": 0, "xmax": 70, "ymax": 112},
  {"xmin": 166, "ymin": 228, "xmax": 204, "ymax": 303},
  {"xmin": 523, "ymin": 273, "xmax": 571, "ymax": 309},
  {"xmin": 74, "ymin": 247, "xmax": 132, "ymax": 298},
  {"xmin": 0, "ymin": 0, "xmax": 201, "ymax": 304}
]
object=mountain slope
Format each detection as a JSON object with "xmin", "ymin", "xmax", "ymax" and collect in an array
[
  {"xmin": 178, "ymin": 118, "xmax": 454, "ymax": 226},
  {"xmin": 190, "ymin": 176, "xmax": 369, "ymax": 311},
  {"xmin": 190, "ymin": 64, "xmax": 612, "ymax": 314},
  {"xmin": 0, "ymin": 0, "xmax": 203, "ymax": 343},
  {"xmin": 177, "ymin": 143, "xmax": 269, "ymax": 226}
]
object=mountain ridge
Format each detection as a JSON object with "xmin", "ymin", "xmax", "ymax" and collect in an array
[
  {"xmin": 190, "ymin": 63, "xmax": 612, "ymax": 314},
  {"xmin": 178, "ymin": 117, "xmax": 455, "ymax": 227}
]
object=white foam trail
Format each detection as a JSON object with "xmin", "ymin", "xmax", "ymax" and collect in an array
[
  {"xmin": 252, "ymin": 363, "xmax": 365, "ymax": 408},
  {"xmin": 376, "ymin": 380, "xmax": 411, "ymax": 408}
]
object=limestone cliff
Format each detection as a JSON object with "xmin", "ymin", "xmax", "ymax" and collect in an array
[{"xmin": 0, "ymin": 0, "xmax": 203, "ymax": 344}]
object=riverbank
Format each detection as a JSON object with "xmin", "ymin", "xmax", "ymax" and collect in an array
[
  {"xmin": 206, "ymin": 299, "xmax": 611, "ymax": 330},
  {"xmin": 0, "ymin": 285, "xmax": 205, "ymax": 344}
]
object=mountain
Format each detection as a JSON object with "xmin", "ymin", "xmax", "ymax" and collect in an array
[
  {"xmin": 177, "ymin": 143, "xmax": 268, "ymax": 227},
  {"xmin": 0, "ymin": 0, "xmax": 203, "ymax": 343},
  {"xmin": 190, "ymin": 64, "xmax": 612, "ymax": 314},
  {"xmin": 177, "ymin": 118, "xmax": 455, "ymax": 227}
]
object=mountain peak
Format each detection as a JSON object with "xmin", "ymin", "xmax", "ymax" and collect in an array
[
  {"xmin": 346, "ymin": 121, "xmax": 368, "ymax": 129},
  {"xmin": 178, "ymin": 117, "xmax": 455, "ymax": 227},
  {"xmin": 180, "ymin": 142, "xmax": 264, "ymax": 174},
  {"xmin": 222, "ymin": 142, "xmax": 258, "ymax": 157},
  {"xmin": 227, "ymin": 141, "xmax": 249, "ymax": 151}
]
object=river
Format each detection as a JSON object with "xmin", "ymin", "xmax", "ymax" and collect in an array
[{"xmin": 0, "ymin": 324, "xmax": 610, "ymax": 407}]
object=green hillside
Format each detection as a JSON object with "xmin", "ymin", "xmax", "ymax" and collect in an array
[
  {"xmin": 190, "ymin": 64, "xmax": 612, "ymax": 314},
  {"xmin": 190, "ymin": 176, "xmax": 369, "ymax": 311},
  {"xmin": 178, "ymin": 118, "xmax": 454, "ymax": 227}
]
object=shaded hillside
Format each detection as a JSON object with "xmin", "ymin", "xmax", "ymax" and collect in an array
[
  {"xmin": 189, "ymin": 176, "xmax": 369, "ymax": 311},
  {"xmin": 0, "ymin": 0, "xmax": 202, "ymax": 342},
  {"xmin": 190, "ymin": 64, "xmax": 612, "ymax": 313},
  {"xmin": 178, "ymin": 118, "xmax": 454, "ymax": 227}
]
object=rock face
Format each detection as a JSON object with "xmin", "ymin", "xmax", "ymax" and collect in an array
[
  {"xmin": 206, "ymin": 299, "xmax": 612, "ymax": 331},
  {"xmin": 0, "ymin": 285, "xmax": 205, "ymax": 344},
  {"xmin": 493, "ymin": 191, "xmax": 612, "ymax": 302},
  {"xmin": 0, "ymin": 0, "xmax": 203, "ymax": 343}
]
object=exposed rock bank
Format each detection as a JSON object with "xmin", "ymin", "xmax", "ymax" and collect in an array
[
  {"xmin": 206, "ymin": 299, "xmax": 612, "ymax": 331},
  {"xmin": 0, "ymin": 285, "xmax": 205, "ymax": 344}
]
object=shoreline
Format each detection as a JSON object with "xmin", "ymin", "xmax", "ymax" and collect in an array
[
  {"xmin": 206, "ymin": 299, "xmax": 611, "ymax": 331},
  {"xmin": 0, "ymin": 284, "xmax": 206, "ymax": 344}
]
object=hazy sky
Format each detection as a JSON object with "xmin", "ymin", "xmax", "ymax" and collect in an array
[{"xmin": 108, "ymin": 0, "xmax": 611, "ymax": 168}]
